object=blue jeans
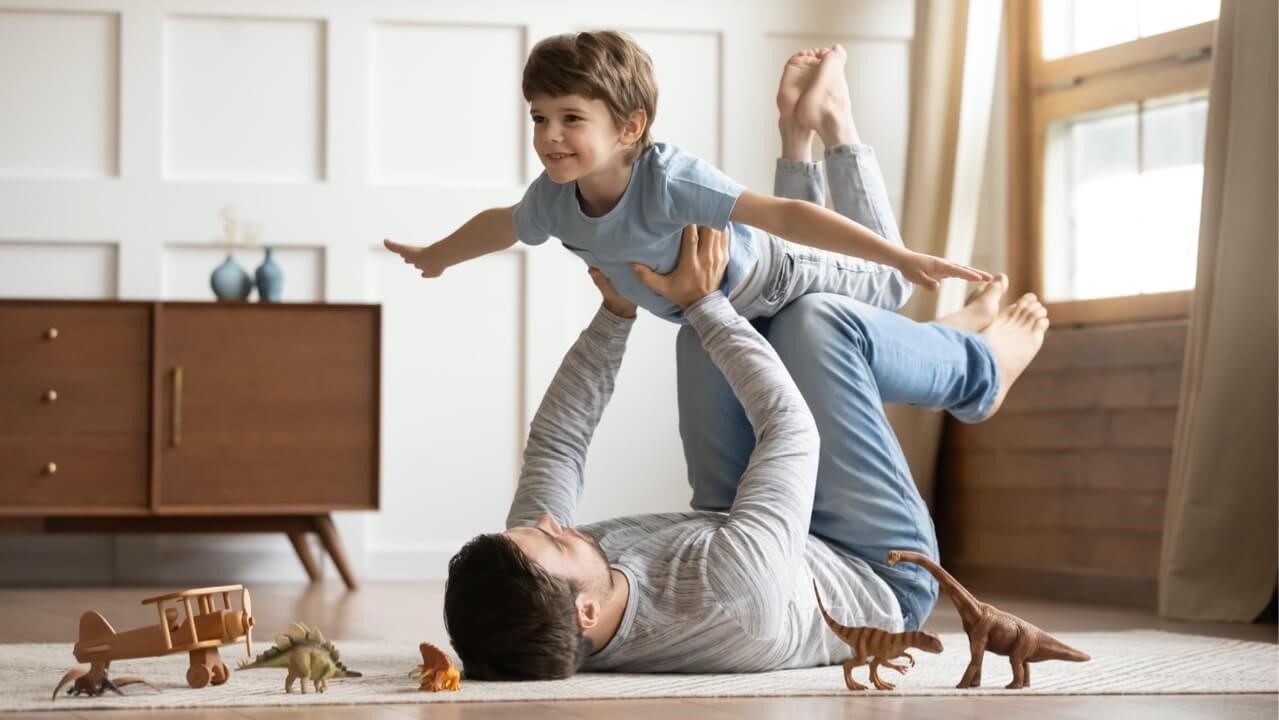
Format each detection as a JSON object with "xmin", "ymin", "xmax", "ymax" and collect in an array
[{"xmin": 675, "ymin": 146, "xmax": 1001, "ymax": 630}]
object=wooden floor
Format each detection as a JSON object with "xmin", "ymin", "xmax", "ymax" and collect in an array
[{"xmin": 3, "ymin": 581, "xmax": 1275, "ymax": 719}]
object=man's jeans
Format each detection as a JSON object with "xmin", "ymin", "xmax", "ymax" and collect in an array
[{"xmin": 676, "ymin": 145, "xmax": 1001, "ymax": 629}]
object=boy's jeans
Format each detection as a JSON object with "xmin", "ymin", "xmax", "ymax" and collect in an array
[
  {"xmin": 678, "ymin": 145, "xmax": 1002, "ymax": 629},
  {"xmin": 730, "ymin": 144, "xmax": 913, "ymax": 318}
]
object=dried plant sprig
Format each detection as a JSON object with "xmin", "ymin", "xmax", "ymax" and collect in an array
[{"xmin": 219, "ymin": 205, "xmax": 240, "ymax": 254}]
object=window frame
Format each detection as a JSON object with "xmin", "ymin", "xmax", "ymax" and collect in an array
[{"xmin": 1007, "ymin": 0, "xmax": 1216, "ymax": 326}]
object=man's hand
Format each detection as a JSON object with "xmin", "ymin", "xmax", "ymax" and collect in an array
[
  {"xmin": 384, "ymin": 238, "xmax": 446, "ymax": 279},
  {"xmin": 895, "ymin": 249, "xmax": 992, "ymax": 292},
  {"xmin": 632, "ymin": 225, "xmax": 729, "ymax": 309},
  {"xmin": 588, "ymin": 267, "xmax": 638, "ymax": 318}
]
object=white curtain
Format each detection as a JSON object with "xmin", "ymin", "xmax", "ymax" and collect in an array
[
  {"xmin": 1158, "ymin": 0, "xmax": 1278, "ymax": 622},
  {"xmin": 893, "ymin": 0, "xmax": 1002, "ymax": 504}
]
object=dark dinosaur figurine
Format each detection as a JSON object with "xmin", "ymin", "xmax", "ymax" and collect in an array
[
  {"xmin": 813, "ymin": 580, "xmax": 943, "ymax": 690},
  {"xmin": 886, "ymin": 550, "xmax": 1090, "ymax": 689}
]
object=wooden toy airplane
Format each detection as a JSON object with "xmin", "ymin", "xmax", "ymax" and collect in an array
[{"xmin": 52, "ymin": 584, "xmax": 256, "ymax": 699}]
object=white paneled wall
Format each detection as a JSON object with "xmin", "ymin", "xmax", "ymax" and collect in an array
[
  {"xmin": 163, "ymin": 16, "xmax": 327, "ymax": 182},
  {"xmin": 0, "ymin": 0, "xmax": 915, "ymax": 583},
  {"xmin": 0, "ymin": 9, "xmax": 119, "ymax": 178}
]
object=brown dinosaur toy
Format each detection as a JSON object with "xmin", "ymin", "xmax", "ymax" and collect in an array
[
  {"xmin": 886, "ymin": 550, "xmax": 1090, "ymax": 689},
  {"xmin": 812, "ymin": 580, "xmax": 944, "ymax": 691}
]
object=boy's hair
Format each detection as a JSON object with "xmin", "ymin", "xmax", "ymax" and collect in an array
[
  {"xmin": 522, "ymin": 30, "xmax": 658, "ymax": 164},
  {"xmin": 443, "ymin": 533, "xmax": 595, "ymax": 680}
]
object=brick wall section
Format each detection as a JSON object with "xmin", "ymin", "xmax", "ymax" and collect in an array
[{"xmin": 938, "ymin": 320, "xmax": 1188, "ymax": 607}]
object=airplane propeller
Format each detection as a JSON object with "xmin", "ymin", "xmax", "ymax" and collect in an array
[{"xmin": 240, "ymin": 586, "xmax": 254, "ymax": 657}]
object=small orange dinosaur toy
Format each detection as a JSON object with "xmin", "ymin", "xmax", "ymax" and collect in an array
[
  {"xmin": 887, "ymin": 550, "xmax": 1090, "ymax": 689},
  {"xmin": 412, "ymin": 642, "xmax": 461, "ymax": 692},
  {"xmin": 813, "ymin": 580, "xmax": 944, "ymax": 690}
]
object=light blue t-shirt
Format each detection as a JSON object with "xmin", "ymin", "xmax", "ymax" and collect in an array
[{"xmin": 513, "ymin": 142, "xmax": 764, "ymax": 323}]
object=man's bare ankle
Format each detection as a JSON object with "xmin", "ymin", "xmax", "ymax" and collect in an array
[
  {"xmin": 819, "ymin": 118, "xmax": 860, "ymax": 148},
  {"xmin": 780, "ymin": 121, "xmax": 815, "ymax": 162}
]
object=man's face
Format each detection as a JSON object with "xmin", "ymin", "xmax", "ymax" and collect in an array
[{"xmin": 506, "ymin": 514, "xmax": 613, "ymax": 596}]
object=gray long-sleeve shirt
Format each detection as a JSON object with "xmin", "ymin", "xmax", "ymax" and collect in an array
[{"xmin": 506, "ymin": 293, "xmax": 902, "ymax": 673}]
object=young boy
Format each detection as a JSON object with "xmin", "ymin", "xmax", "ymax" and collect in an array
[{"xmin": 385, "ymin": 31, "xmax": 990, "ymax": 322}]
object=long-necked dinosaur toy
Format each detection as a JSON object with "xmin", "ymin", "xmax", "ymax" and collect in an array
[{"xmin": 886, "ymin": 550, "xmax": 1090, "ymax": 689}]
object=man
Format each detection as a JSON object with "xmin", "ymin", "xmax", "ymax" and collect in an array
[
  {"xmin": 442, "ymin": 216, "xmax": 1046, "ymax": 680},
  {"xmin": 442, "ymin": 52, "xmax": 1048, "ymax": 677}
]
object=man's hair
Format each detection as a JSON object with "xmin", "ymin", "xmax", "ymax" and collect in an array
[
  {"xmin": 443, "ymin": 533, "xmax": 595, "ymax": 680},
  {"xmin": 522, "ymin": 30, "xmax": 658, "ymax": 164}
]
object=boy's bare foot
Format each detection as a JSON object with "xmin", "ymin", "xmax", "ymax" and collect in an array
[
  {"xmin": 795, "ymin": 44, "xmax": 858, "ymax": 147},
  {"xmin": 978, "ymin": 293, "xmax": 1049, "ymax": 420},
  {"xmin": 777, "ymin": 49, "xmax": 823, "ymax": 160},
  {"xmin": 384, "ymin": 238, "xmax": 443, "ymax": 278},
  {"xmin": 937, "ymin": 273, "xmax": 1008, "ymax": 332}
]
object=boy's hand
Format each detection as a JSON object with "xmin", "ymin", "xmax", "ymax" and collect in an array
[
  {"xmin": 384, "ymin": 238, "xmax": 445, "ymax": 279},
  {"xmin": 588, "ymin": 267, "xmax": 637, "ymax": 319},
  {"xmin": 633, "ymin": 225, "xmax": 729, "ymax": 309},
  {"xmin": 896, "ymin": 250, "xmax": 992, "ymax": 291}
]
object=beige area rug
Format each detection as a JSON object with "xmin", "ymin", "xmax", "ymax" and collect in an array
[{"xmin": 4, "ymin": 631, "xmax": 1276, "ymax": 712}]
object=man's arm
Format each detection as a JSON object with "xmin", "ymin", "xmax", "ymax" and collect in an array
[
  {"xmin": 505, "ymin": 304, "xmax": 635, "ymax": 529},
  {"xmin": 730, "ymin": 190, "xmax": 989, "ymax": 291},
  {"xmin": 685, "ymin": 293, "xmax": 820, "ymax": 639},
  {"xmin": 384, "ymin": 205, "xmax": 517, "ymax": 278},
  {"xmin": 634, "ymin": 225, "xmax": 819, "ymax": 640}
]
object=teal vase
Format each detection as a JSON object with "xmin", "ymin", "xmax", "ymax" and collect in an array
[
  {"xmin": 210, "ymin": 255, "xmax": 253, "ymax": 301},
  {"xmin": 255, "ymin": 247, "xmax": 284, "ymax": 303}
]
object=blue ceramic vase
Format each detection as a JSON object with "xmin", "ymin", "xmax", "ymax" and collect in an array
[
  {"xmin": 210, "ymin": 254, "xmax": 253, "ymax": 301},
  {"xmin": 255, "ymin": 247, "xmax": 284, "ymax": 303}
]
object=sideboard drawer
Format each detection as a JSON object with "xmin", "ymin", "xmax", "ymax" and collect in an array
[
  {"xmin": 0, "ymin": 365, "xmax": 149, "ymax": 434},
  {"xmin": 0, "ymin": 304, "xmax": 149, "ymax": 366},
  {"xmin": 0, "ymin": 433, "xmax": 148, "ymax": 510}
]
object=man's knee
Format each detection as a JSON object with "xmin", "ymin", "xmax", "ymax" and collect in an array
[
  {"xmin": 769, "ymin": 294, "xmax": 871, "ymax": 359},
  {"xmin": 675, "ymin": 324, "xmax": 701, "ymax": 363},
  {"xmin": 675, "ymin": 325, "xmax": 714, "ymax": 401}
]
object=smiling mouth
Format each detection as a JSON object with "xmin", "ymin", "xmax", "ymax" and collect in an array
[{"xmin": 545, "ymin": 153, "xmax": 575, "ymax": 161}]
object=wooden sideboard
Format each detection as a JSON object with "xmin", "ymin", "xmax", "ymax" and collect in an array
[{"xmin": 0, "ymin": 300, "xmax": 380, "ymax": 589}]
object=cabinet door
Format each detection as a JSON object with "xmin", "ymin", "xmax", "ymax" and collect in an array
[{"xmin": 156, "ymin": 305, "xmax": 378, "ymax": 511}]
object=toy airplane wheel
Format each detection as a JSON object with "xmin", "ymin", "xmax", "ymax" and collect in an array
[
  {"xmin": 187, "ymin": 664, "xmax": 212, "ymax": 689},
  {"xmin": 211, "ymin": 663, "xmax": 229, "ymax": 686}
]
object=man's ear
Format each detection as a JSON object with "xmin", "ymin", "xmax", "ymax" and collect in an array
[
  {"xmin": 575, "ymin": 595, "xmax": 601, "ymax": 632},
  {"xmin": 619, "ymin": 109, "xmax": 648, "ymax": 146}
]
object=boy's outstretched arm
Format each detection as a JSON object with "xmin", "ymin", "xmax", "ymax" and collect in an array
[
  {"xmin": 384, "ymin": 205, "xmax": 518, "ymax": 278},
  {"xmin": 730, "ymin": 190, "xmax": 990, "ymax": 291}
]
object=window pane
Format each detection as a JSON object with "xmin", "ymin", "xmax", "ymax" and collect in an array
[
  {"xmin": 1139, "ymin": 0, "xmax": 1220, "ymax": 37},
  {"xmin": 1042, "ymin": 95, "xmax": 1206, "ymax": 301},
  {"xmin": 1042, "ymin": 0, "xmax": 1219, "ymax": 60}
]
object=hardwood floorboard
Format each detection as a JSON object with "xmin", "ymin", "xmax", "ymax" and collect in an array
[{"xmin": 3, "ymin": 581, "xmax": 1273, "ymax": 720}]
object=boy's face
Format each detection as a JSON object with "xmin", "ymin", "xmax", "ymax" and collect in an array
[{"xmin": 528, "ymin": 93, "xmax": 631, "ymax": 184}]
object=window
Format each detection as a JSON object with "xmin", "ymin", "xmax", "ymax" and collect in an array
[{"xmin": 1008, "ymin": 0, "xmax": 1217, "ymax": 324}]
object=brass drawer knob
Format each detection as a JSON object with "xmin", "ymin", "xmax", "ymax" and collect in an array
[
  {"xmin": 44, "ymin": 389, "xmax": 58, "ymax": 403},
  {"xmin": 45, "ymin": 462, "xmax": 58, "ymax": 475},
  {"xmin": 45, "ymin": 327, "xmax": 58, "ymax": 340}
]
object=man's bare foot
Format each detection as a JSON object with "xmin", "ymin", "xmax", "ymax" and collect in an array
[
  {"xmin": 795, "ymin": 44, "xmax": 858, "ymax": 147},
  {"xmin": 978, "ymin": 293, "xmax": 1049, "ymax": 419},
  {"xmin": 777, "ymin": 49, "xmax": 823, "ymax": 160},
  {"xmin": 937, "ymin": 273, "xmax": 1008, "ymax": 332}
]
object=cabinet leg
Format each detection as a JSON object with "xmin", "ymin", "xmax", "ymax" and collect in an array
[
  {"xmin": 313, "ymin": 514, "xmax": 359, "ymax": 590},
  {"xmin": 287, "ymin": 531, "xmax": 321, "ymax": 582}
]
